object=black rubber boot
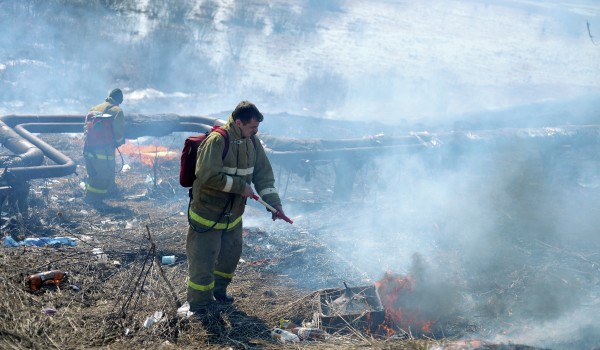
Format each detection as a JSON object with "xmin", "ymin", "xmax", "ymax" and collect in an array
[
  {"xmin": 189, "ymin": 303, "xmax": 213, "ymax": 313},
  {"xmin": 214, "ymin": 292, "xmax": 234, "ymax": 303}
]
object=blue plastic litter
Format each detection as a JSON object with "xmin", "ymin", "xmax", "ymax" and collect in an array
[
  {"xmin": 2, "ymin": 236, "xmax": 77, "ymax": 247},
  {"xmin": 2, "ymin": 236, "xmax": 19, "ymax": 247}
]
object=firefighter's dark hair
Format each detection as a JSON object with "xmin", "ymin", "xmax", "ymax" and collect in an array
[{"xmin": 232, "ymin": 101, "xmax": 263, "ymax": 123}]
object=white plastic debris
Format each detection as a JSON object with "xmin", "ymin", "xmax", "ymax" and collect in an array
[
  {"xmin": 271, "ymin": 327, "xmax": 299, "ymax": 343},
  {"xmin": 92, "ymin": 248, "xmax": 108, "ymax": 262},
  {"xmin": 176, "ymin": 302, "xmax": 194, "ymax": 319},
  {"xmin": 143, "ymin": 311, "xmax": 163, "ymax": 328}
]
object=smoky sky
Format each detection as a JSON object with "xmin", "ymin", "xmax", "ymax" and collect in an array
[{"xmin": 1, "ymin": 0, "xmax": 599, "ymax": 124}]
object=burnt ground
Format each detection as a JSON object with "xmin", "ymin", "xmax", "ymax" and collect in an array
[{"xmin": 1, "ymin": 131, "xmax": 599, "ymax": 350}]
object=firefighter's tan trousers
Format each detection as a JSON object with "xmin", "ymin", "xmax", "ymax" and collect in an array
[
  {"xmin": 186, "ymin": 223, "xmax": 243, "ymax": 308},
  {"xmin": 84, "ymin": 147, "xmax": 116, "ymax": 199}
]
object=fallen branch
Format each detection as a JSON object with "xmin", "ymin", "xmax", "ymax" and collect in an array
[{"xmin": 145, "ymin": 224, "xmax": 182, "ymax": 311}]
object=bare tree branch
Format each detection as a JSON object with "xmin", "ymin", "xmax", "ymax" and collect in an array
[{"xmin": 587, "ymin": 21, "xmax": 598, "ymax": 46}]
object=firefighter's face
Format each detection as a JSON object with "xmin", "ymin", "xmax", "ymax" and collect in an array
[{"xmin": 236, "ymin": 118, "xmax": 260, "ymax": 138}]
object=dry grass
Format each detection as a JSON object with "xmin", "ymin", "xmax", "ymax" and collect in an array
[{"xmin": 0, "ymin": 218, "xmax": 439, "ymax": 350}]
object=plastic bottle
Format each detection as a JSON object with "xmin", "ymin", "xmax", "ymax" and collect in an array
[
  {"xmin": 291, "ymin": 327, "xmax": 329, "ymax": 341},
  {"xmin": 161, "ymin": 255, "xmax": 175, "ymax": 265},
  {"xmin": 271, "ymin": 327, "xmax": 300, "ymax": 343},
  {"xmin": 26, "ymin": 270, "xmax": 68, "ymax": 291}
]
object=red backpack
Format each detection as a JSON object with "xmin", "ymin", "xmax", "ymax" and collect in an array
[
  {"xmin": 179, "ymin": 126, "xmax": 258, "ymax": 188},
  {"xmin": 84, "ymin": 106, "xmax": 115, "ymax": 148},
  {"xmin": 179, "ymin": 126, "xmax": 229, "ymax": 187}
]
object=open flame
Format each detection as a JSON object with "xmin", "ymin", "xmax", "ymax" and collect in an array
[
  {"xmin": 119, "ymin": 141, "xmax": 178, "ymax": 168},
  {"xmin": 375, "ymin": 271, "xmax": 434, "ymax": 336}
]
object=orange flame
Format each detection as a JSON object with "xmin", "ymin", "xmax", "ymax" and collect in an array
[
  {"xmin": 375, "ymin": 271, "xmax": 434, "ymax": 335},
  {"xmin": 119, "ymin": 141, "xmax": 178, "ymax": 168}
]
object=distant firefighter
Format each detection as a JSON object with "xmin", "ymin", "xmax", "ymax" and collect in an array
[{"xmin": 83, "ymin": 88, "xmax": 125, "ymax": 204}]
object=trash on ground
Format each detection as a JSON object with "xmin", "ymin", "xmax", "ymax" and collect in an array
[
  {"xmin": 317, "ymin": 283, "xmax": 385, "ymax": 334},
  {"xmin": 92, "ymin": 248, "xmax": 108, "ymax": 262},
  {"xmin": 3, "ymin": 236, "xmax": 77, "ymax": 247},
  {"xmin": 42, "ymin": 307, "xmax": 57, "ymax": 315},
  {"xmin": 26, "ymin": 270, "xmax": 69, "ymax": 291},
  {"xmin": 161, "ymin": 255, "xmax": 175, "ymax": 265},
  {"xmin": 271, "ymin": 327, "xmax": 300, "ymax": 343},
  {"xmin": 279, "ymin": 318, "xmax": 330, "ymax": 340},
  {"xmin": 143, "ymin": 311, "xmax": 164, "ymax": 328},
  {"xmin": 176, "ymin": 301, "xmax": 194, "ymax": 319}
]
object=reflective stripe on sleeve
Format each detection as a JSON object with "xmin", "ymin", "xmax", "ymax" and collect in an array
[
  {"xmin": 222, "ymin": 175, "xmax": 233, "ymax": 192},
  {"xmin": 259, "ymin": 187, "xmax": 278, "ymax": 197},
  {"xmin": 222, "ymin": 166, "xmax": 236, "ymax": 175},
  {"xmin": 236, "ymin": 167, "xmax": 254, "ymax": 176}
]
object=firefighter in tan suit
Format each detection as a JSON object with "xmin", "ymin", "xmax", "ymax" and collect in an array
[
  {"xmin": 83, "ymin": 88, "xmax": 125, "ymax": 203},
  {"xmin": 185, "ymin": 101, "xmax": 286, "ymax": 314}
]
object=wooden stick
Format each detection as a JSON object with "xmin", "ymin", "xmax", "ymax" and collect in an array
[{"xmin": 145, "ymin": 225, "xmax": 182, "ymax": 309}]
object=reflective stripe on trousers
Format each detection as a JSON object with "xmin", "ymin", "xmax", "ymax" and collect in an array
[
  {"xmin": 85, "ymin": 182, "xmax": 107, "ymax": 194},
  {"xmin": 84, "ymin": 151, "xmax": 115, "ymax": 160},
  {"xmin": 186, "ymin": 223, "xmax": 243, "ymax": 306},
  {"xmin": 84, "ymin": 149, "xmax": 116, "ymax": 197}
]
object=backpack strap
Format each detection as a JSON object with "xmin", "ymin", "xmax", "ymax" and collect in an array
[{"xmin": 210, "ymin": 126, "xmax": 229, "ymax": 158}]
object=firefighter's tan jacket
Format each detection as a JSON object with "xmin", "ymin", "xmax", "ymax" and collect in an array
[
  {"xmin": 86, "ymin": 98, "xmax": 126, "ymax": 148},
  {"xmin": 189, "ymin": 116, "xmax": 281, "ymax": 230}
]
